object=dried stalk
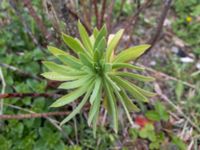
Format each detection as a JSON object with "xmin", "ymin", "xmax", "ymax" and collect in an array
[
  {"xmin": 143, "ymin": 0, "xmax": 172, "ymax": 55},
  {"xmin": 0, "ymin": 93, "xmax": 60, "ymax": 99},
  {"xmin": 99, "ymin": 0, "xmax": 107, "ymax": 28},
  {"xmin": 106, "ymin": 0, "xmax": 115, "ymax": 33},
  {"xmin": 0, "ymin": 111, "xmax": 69, "ymax": 119},
  {"xmin": 23, "ymin": 0, "xmax": 51, "ymax": 41},
  {"xmin": 93, "ymin": 0, "xmax": 100, "ymax": 28}
]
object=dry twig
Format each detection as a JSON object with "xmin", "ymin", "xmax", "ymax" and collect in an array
[
  {"xmin": 143, "ymin": 0, "xmax": 172, "ymax": 55},
  {"xmin": 23, "ymin": 0, "xmax": 51, "ymax": 42},
  {"xmin": 0, "ymin": 93, "xmax": 60, "ymax": 99},
  {"xmin": 0, "ymin": 111, "xmax": 69, "ymax": 119},
  {"xmin": 106, "ymin": 0, "xmax": 115, "ymax": 32},
  {"xmin": 99, "ymin": 0, "xmax": 107, "ymax": 28}
]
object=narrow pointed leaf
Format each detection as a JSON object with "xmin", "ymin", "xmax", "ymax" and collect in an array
[
  {"xmin": 113, "ymin": 44, "xmax": 150, "ymax": 63},
  {"xmin": 105, "ymin": 74, "xmax": 120, "ymax": 91},
  {"xmin": 114, "ymin": 89, "xmax": 134, "ymax": 126},
  {"xmin": 58, "ymin": 75, "xmax": 93, "ymax": 90},
  {"xmin": 78, "ymin": 20, "xmax": 93, "ymax": 54},
  {"xmin": 57, "ymin": 55, "xmax": 83, "ymax": 69},
  {"xmin": 92, "ymin": 105, "xmax": 100, "ymax": 138},
  {"xmin": 111, "ymin": 76, "xmax": 148, "ymax": 102},
  {"xmin": 130, "ymin": 83, "xmax": 156, "ymax": 97},
  {"xmin": 93, "ymin": 25, "xmax": 107, "ymax": 49},
  {"xmin": 88, "ymin": 89, "xmax": 101, "ymax": 125},
  {"xmin": 41, "ymin": 72, "xmax": 78, "ymax": 81},
  {"xmin": 104, "ymin": 81, "xmax": 118, "ymax": 133},
  {"xmin": 106, "ymin": 29, "xmax": 124, "ymax": 62},
  {"xmin": 60, "ymin": 83, "xmax": 94, "ymax": 125},
  {"xmin": 114, "ymin": 72, "xmax": 155, "ymax": 82},
  {"xmin": 43, "ymin": 61, "xmax": 74, "ymax": 76},
  {"xmin": 120, "ymin": 90, "xmax": 140, "ymax": 112},
  {"xmin": 50, "ymin": 82, "xmax": 92, "ymax": 107},
  {"xmin": 93, "ymin": 27, "xmax": 99, "ymax": 38},
  {"xmin": 79, "ymin": 52, "xmax": 93, "ymax": 68},
  {"xmin": 62, "ymin": 33, "xmax": 85, "ymax": 54},
  {"xmin": 89, "ymin": 77, "xmax": 101, "ymax": 104},
  {"xmin": 112, "ymin": 63, "xmax": 144, "ymax": 71},
  {"xmin": 47, "ymin": 46, "xmax": 68, "ymax": 56}
]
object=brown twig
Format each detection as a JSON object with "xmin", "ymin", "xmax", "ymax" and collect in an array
[
  {"xmin": 63, "ymin": 6, "xmax": 91, "ymax": 34},
  {"xmin": 106, "ymin": 0, "xmax": 115, "ymax": 33},
  {"xmin": 99, "ymin": 0, "xmax": 107, "ymax": 28},
  {"xmin": 119, "ymin": 0, "xmax": 126, "ymax": 17},
  {"xmin": 0, "ymin": 111, "xmax": 69, "ymax": 120},
  {"xmin": 143, "ymin": 0, "xmax": 172, "ymax": 55},
  {"xmin": 124, "ymin": 0, "xmax": 153, "ymax": 47},
  {"xmin": 93, "ymin": 0, "xmax": 100, "ymax": 29},
  {"xmin": 0, "ymin": 93, "xmax": 60, "ymax": 99},
  {"xmin": 23, "ymin": 0, "xmax": 51, "ymax": 42}
]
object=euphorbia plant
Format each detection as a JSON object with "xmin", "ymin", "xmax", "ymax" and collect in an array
[{"xmin": 42, "ymin": 21, "xmax": 155, "ymax": 134}]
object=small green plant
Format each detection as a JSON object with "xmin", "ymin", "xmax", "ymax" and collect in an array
[
  {"xmin": 42, "ymin": 21, "xmax": 155, "ymax": 134},
  {"xmin": 145, "ymin": 101, "xmax": 169, "ymax": 121}
]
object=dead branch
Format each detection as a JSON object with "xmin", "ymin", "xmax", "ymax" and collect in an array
[
  {"xmin": 0, "ymin": 93, "xmax": 60, "ymax": 99},
  {"xmin": 99, "ymin": 0, "xmax": 107, "ymax": 28},
  {"xmin": 0, "ymin": 111, "xmax": 69, "ymax": 119},
  {"xmin": 124, "ymin": 0, "xmax": 153, "ymax": 47},
  {"xmin": 9, "ymin": 0, "xmax": 44, "ymax": 50},
  {"xmin": 62, "ymin": 5, "xmax": 91, "ymax": 34},
  {"xmin": 106, "ymin": 0, "xmax": 115, "ymax": 33},
  {"xmin": 23, "ymin": 0, "xmax": 51, "ymax": 42},
  {"xmin": 93, "ymin": 0, "xmax": 100, "ymax": 29},
  {"xmin": 144, "ymin": 0, "xmax": 172, "ymax": 55}
]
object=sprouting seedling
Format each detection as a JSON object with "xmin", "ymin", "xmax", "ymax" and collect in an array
[{"xmin": 42, "ymin": 20, "xmax": 155, "ymax": 136}]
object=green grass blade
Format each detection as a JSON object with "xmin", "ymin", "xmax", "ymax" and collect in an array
[
  {"xmin": 111, "ymin": 76, "xmax": 148, "ymax": 102},
  {"xmin": 113, "ymin": 88, "xmax": 134, "ymax": 126},
  {"xmin": 60, "ymin": 83, "xmax": 94, "ymax": 125},
  {"xmin": 106, "ymin": 29, "xmax": 124, "ymax": 62},
  {"xmin": 113, "ymin": 44, "xmax": 150, "ymax": 63},
  {"xmin": 112, "ymin": 63, "xmax": 144, "ymax": 71},
  {"xmin": 114, "ymin": 72, "xmax": 155, "ymax": 82},
  {"xmin": 78, "ymin": 20, "xmax": 93, "ymax": 54}
]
